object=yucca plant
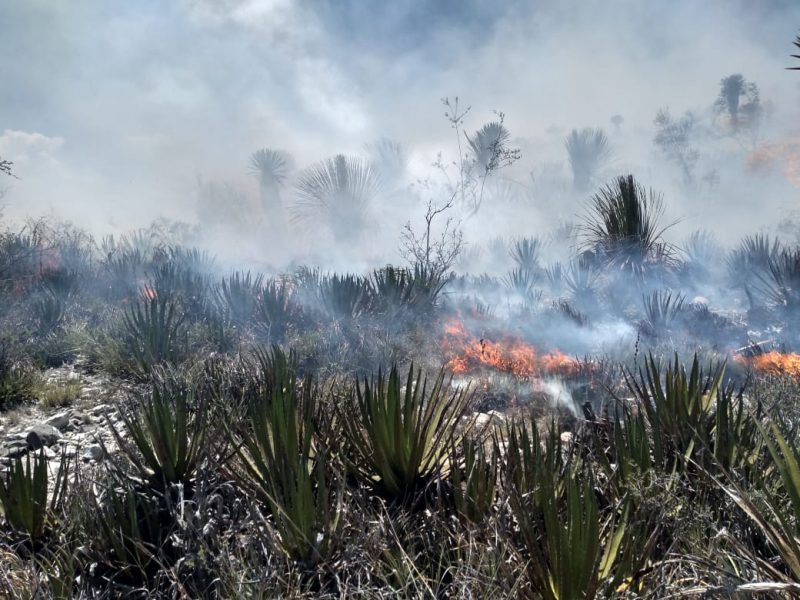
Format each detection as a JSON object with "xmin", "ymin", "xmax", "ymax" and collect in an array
[
  {"xmin": 449, "ymin": 435, "xmax": 498, "ymax": 523},
  {"xmin": 624, "ymin": 353, "xmax": 760, "ymax": 476},
  {"xmin": 254, "ymin": 278, "xmax": 296, "ymax": 342},
  {"xmin": 122, "ymin": 293, "xmax": 188, "ymax": 376},
  {"xmin": 758, "ymin": 248, "xmax": 800, "ymax": 319},
  {"xmin": 109, "ymin": 371, "xmax": 208, "ymax": 488},
  {"xmin": 216, "ymin": 270, "xmax": 264, "ymax": 328},
  {"xmin": 293, "ymin": 154, "xmax": 383, "ymax": 243},
  {"xmin": 92, "ymin": 481, "xmax": 170, "ymax": 578},
  {"xmin": 505, "ymin": 419, "xmax": 647, "ymax": 599},
  {"xmin": 32, "ymin": 290, "xmax": 66, "ymax": 334},
  {"xmin": 565, "ymin": 127, "xmax": 612, "ymax": 191},
  {"xmin": 640, "ymin": 290, "xmax": 685, "ymax": 337},
  {"xmin": 0, "ymin": 450, "xmax": 70, "ymax": 541},
  {"xmin": 503, "ymin": 267, "xmax": 538, "ymax": 299},
  {"xmin": 317, "ymin": 273, "xmax": 372, "ymax": 322},
  {"xmin": 229, "ymin": 346, "xmax": 341, "ymax": 565},
  {"xmin": 581, "ymin": 175, "xmax": 676, "ymax": 275},
  {"xmin": 340, "ymin": 364, "xmax": 474, "ymax": 500},
  {"xmin": 726, "ymin": 233, "xmax": 781, "ymax": 289},
  {"xmin": 510, "ymin": 237, "xmax": 544, "ymax": 273},
  {"xmin": 717, "ymin": 419, "xmax": 800, "ymax": 583}
]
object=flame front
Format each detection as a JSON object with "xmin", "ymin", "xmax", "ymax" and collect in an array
[
  {"xmin": 441, "ymin": 317, "xmax": 579, "ymax": 378},
  {"xmin": 740, "ymin": 351, "xmax": 800, "ymax": 378}
]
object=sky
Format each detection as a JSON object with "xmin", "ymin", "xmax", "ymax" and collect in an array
[{"xmin": 1, "ymin": 0, "xmax": 800, "ymax": 255}]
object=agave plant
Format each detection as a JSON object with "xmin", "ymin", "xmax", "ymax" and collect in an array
[
  {"xmin": 717, "ymin": 419, "xmax": 800, "ymax": 583},
  {"xmin": 122, "ymin": 293, "xmax": 188, "ymax": 377},
  {"xmin": 581, "ymin": 175, "xmax": 676, "ymax": 276},
  {"xmin": 503, "ymin": 267, "xmax": 539, "ymax": 301},
  {"xmin": 726, "ymin": 233, "xmax": 781, "ymax": 290},
  {"xmin": 504, "ymin": 419, "xmax": 649, "ymax": 599},
  {"xmin": 449, "ymin": 435, "xmax": 497, "ymax": 523},
  {"xmin": 622, "ymin": 353, "xmax": 761, "ymax": 476},
  {"xmin": 340, "ymin": 364, "xmax": 474, "ymax": 499},
  {"xmin": 0, "ymin": 450, "xmax": 70, "ymax": 541},
  {"xmin": 254, "ymin": 278, "xmax": 297, "ymax": 342},
  {"xmin": 293, "ymin": 154, "xmax": 382, "ymax": 243},
  {"xmin": 317, "ymin": 273, "xmax": 372, "ymax": 322},
  {"xmin": 565, "ymin": 128, "xmax": 612, "ymax": 191},
  {"xmin": 32, "ymin": 290, "xmax": 66, "ymax": 335},
  {"xmin": 109, "ymin": 371, "xmax": 208, "ymax": 488},
  {"xmin": 640, "ymin": 290, "xmax": 685, "ymax": 338},
  {"xmin": 216, "ymin": 271, "xmax": 264, "ymax": 328},
  {"xmin": 229, "ymin": 347, "xmax": 341, "ymax": 564},
  {"xmin": 509, "ymin": 236, "xmax": 544, "ymax": 273}
]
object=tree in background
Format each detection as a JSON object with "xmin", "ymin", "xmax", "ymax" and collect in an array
[
  {"xmin": 249, "ymin": 148, "xmax": 293, "ymax": 227},
  {"xmin": 713, "ymin": 74, "xmax": 760, "ymax": 133},
  {"xmin": 366, "ymin": 138, "xmax": 407, "ymax": 190},
  {"xmin": 293, "ymin": 154, "xmax": 383, "ymax": 244},
  {"xmin": 653, "ymin": 108, "xmax": 700, "ymax": 187},
  {"xmin": 564, "ymin": 128, "xmax": 612, "ymax": 192},
  {"xmin": 0, "ymin": 157, "xmax": 12, "ymax": 178},
  {"xmin": 790, "ymin": 34, "xmax": 800, "ymax": 70}
]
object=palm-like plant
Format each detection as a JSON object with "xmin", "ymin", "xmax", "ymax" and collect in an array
[
  {"xmin": 727, "ymin": 234, "xmax": 781, "ymax": 290},
  {"xmin": 449, "ymin": 435, "xmax": 497, "ymax": 523},
  {"xmin": 250, "ymin": 148, "xmax": 292, "ymax": 222},
  {"xmin": 565, "ymin": 128, "xmax": 612, "ymax": 191},
  {"xmin": 640, "ymin": 290, "xmax": 685, "ymax": 338},
  {"xmin": 509, "ymin": 236, "xmax": 544, "ymax": 273},
  {"xmin": 466, "ymin": 121, "xmax": 511, "ymax": 172},
  {"xmin": 791, "ymin": 35, "xmax": 800, "ymax": 70},
  {"xmin": 581, "ymin": 175, "xmax": 675, "ymax": 275},
  {"xmin": 340, "ymin": 364, "xmax": 474, "ymax": 500},
  {"xmin": 293, "ymin": 154, "xmax": 382, "ymax": 243},
  {"xmin": 366, "ymin": 138, "xmax": 407, "ymax": 188},
  {"xmin": 254, "ymin": 278, "xmax": 296, "ymax": 342},
  {"xmin": 714, "ymin": 74, "xmax": 759, "ymax": 131}
]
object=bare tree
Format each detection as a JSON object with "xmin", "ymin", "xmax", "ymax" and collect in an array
[
  {"xmin": 399, "ymin": 196, "xmax": 463, "ymax": 280},
  {"xmin": 653, "ymin": 108, "xmax": 700, "ymax": 187}
]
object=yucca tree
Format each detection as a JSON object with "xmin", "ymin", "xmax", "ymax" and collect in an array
[
  {"xmin": 727, "ymin": 233, "xmax": 782, "ymax": 291},
  {"xmin": 340, "ymin": 364, "xmax": 474, "ymax": 500},
  {"xmin": 581, "ymin": 175, "xmax": 675, "ymax": 276},
  {"xmin": 510, "ymin": 236, "xmax": 544, "ymax": 273},
  {"xmin": 467, "ymin": 121, "xmax": 511, "ymax": 173},
  {"xmin": 366, "ymin": 138, "xmax": 407, "ymax": 189},
  {"xmin": 714, "ymin": 74, "xmax": 759, "ymax": 132},
  {"xmin": 250, "ymin": 148, "xmax": 292, "ymax": 226},
  {"xmin": 565, "ymin": 128, "xmax": 612, "ymax": 192},
  {"xmin": 293, "ymin": 154, "xmax": 382, "ymax": 243}
]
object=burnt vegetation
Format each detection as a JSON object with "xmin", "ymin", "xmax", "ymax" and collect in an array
[{"xmin": 5, "ymin": 53, "xmax": 800, "ymax": 598}]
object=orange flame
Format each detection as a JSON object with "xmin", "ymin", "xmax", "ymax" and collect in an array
[
  {"xmin": 738, "ymin": 351, "xmax": 800, "ymax": 378},
  {"xmin": 441, "ymin": 318, "xmax": 580, "ymax": 378},
  {"xmin": 747, "ymin": 142, "xmax": 800, "ymax": 188}
]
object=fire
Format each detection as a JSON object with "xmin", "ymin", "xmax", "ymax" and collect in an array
[
  {"xmin": 747, "ymin": 141, "xmax": 800, "ymax": 188},
  {"xmin": 441, "ymin": 317, "xmax": 580, "ymax": 378},
  {"xmin": 141, "ymin": 284, "xmax": 156, "ymax": 300},
  {"xmin": 739, "ymin": 351, "xmax": 800, "ymax": 378}
]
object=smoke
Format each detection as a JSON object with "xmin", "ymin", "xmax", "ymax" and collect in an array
[{"xmin": 2, "ymin": 1, "xmax": 800, "ymax": 275}]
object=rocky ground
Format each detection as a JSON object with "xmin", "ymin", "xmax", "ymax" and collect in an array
[{"xmin": 0, "ymin": 362, "xmax": 136, "ymax": 481}]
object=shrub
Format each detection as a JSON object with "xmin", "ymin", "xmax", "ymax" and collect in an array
[{"xmin": 340, "ymin": 364, "xmax": 474, "ymax": 500}]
